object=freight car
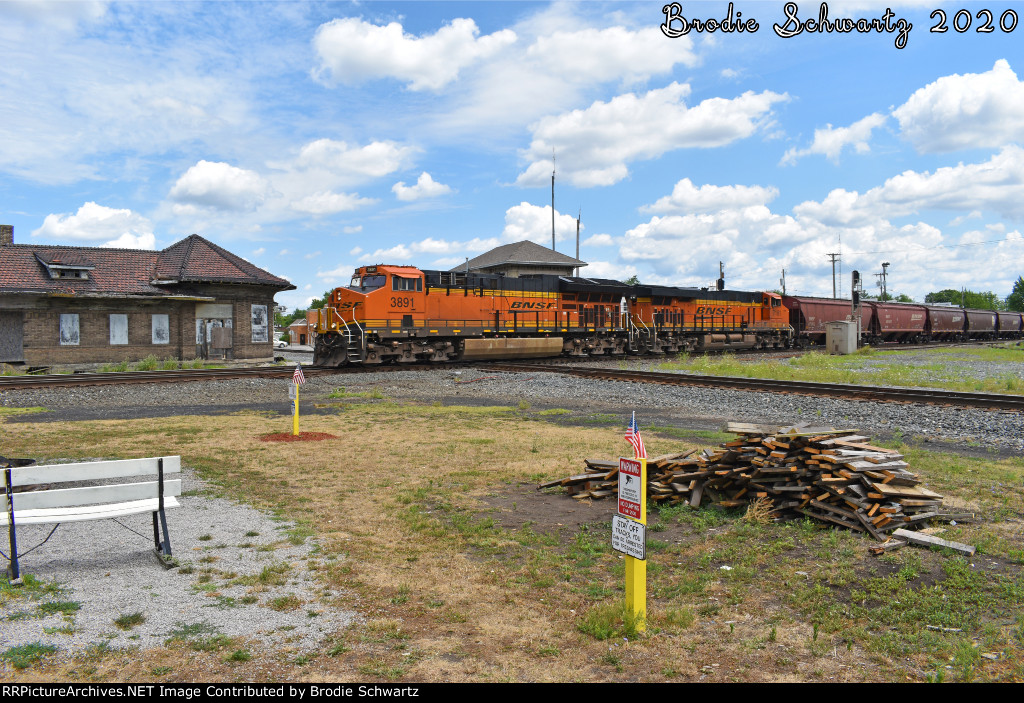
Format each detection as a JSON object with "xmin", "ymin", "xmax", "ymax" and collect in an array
[
  {"xmin": 310, "ymin": 265, "xmax": 793, "ymax": 366},
  {"xmin": 783, "ymin": 295, "xmax": 1022, "ymax": 346}
]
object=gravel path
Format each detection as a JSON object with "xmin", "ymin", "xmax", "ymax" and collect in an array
[{"xmin": 0, "ymin": 466, "xmax": 354, "ymax": 661}]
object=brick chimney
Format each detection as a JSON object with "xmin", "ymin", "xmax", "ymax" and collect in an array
[{"xmin": 0, "ymin": 225, "xmax": 12, "ymax": 246}]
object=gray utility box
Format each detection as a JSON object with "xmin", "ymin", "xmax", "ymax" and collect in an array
[{"xmin": 825, "ymin": 320, "xmax": 858, "ymax": 355}]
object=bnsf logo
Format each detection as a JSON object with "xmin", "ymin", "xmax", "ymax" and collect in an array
[
  {"xmin": 695, "ymin": 306, "xmax": 732, "ymax": 315},
  {"xmin": 510, "ymin": 302, "xmax": 556, "ymax": 309}
]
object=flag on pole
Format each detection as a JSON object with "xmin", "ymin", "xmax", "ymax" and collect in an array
[
  {"xmin": 292, "ymin": 363, "xmax": 305, "ymax": 385},
  {"xmin": 625, "ymin": 411, "xmax": 647, "ymax": 459}
]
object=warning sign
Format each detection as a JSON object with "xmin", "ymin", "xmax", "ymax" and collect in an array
[{"xmin": 618, "ymin": 457, "xmax": 642, "ymax": 519}]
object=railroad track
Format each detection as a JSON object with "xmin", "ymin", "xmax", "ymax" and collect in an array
[
  {"xmin": 3, "ymin": 356, "xmax": 1020, "ymax": 412},
  {"xmin": 480, "ymin": 363, "xmax": 1024, "ymax": 412},
  {"xmin": 0, "ymin": 364, "xmax": 381, "ymax": 390}
]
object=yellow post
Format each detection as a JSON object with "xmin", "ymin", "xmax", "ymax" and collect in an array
[
  {"xmin": 292, "ymin": 381, "xmax": 300, "ymax": 436},
  {"xmin": 624, "ymin": 458, "xmax": 646, "ymax": 632}
]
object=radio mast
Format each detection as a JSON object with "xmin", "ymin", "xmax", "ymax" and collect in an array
[{"xmin": 551, "ymin": 150, "xmax": 556, "ymax": 251}]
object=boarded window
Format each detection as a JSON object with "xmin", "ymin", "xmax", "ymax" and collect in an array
[
  {"xmin": 152, "ymin": 314, "xmax": 170, "ymax": 344},
  {"xmin": 59, "ymin": 314, "xmax": 80, "ymax": 346},
  {"xmin": 109, "ymin": 314, "xmax": 128, "ymax": 345},
  {"xmin": 251, "ymin": 304, "xmax": 269, "ymax": 343}
]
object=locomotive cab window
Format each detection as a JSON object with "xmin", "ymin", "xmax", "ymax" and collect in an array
[
  {"xmin": 392, "ymin": 276, "xmax": 423, "ymax": 292},
  {"xmin": 351, "ymin": 274, "xmax": 386, "ymax": 291}
]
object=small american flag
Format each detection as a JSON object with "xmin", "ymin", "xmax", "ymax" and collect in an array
[
  {"xmin": 292, "ymin": 363, "xmax": 306, "ymax": 385},
  {"xmin": 625, "ymin": 411, "xmax": 647, "ymax": 459}
]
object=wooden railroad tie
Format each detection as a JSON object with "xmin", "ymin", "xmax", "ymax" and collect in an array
[{"xmin": 541, "ymin": 422, "xmax": 970, "ymax": 553}]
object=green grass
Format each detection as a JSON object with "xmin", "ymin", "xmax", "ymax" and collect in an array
[
  {"xmin": 114, "ymin": 612, "xmax": 145, "ymax": 630},
  {"xmin": 657, "ymin": 346, "xmax": 1024, "ymax": 395},
  {"xmin": 0, "ymin": 406, "xmax": 48, "ymax": 417},
  {"xmin": 328, "ymin": 386, "xmax": 386, "ymax": 399}
]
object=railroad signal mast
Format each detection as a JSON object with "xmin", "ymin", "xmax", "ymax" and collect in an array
[{"xmin": 851, "ymin": 270, "xmax": 863, "ymax": 345}]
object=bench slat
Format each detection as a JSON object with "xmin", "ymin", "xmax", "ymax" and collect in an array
[
  {"xmin": 6, "ymin": 456, "xmax": 181, "ymax": 487},
  {"xmin": 2, "ymin": 479, "xmax": 181, "ymax": 512},
  {"xmin": 0, "ymin": 497, "xmax": 181, "ymax": 526}
]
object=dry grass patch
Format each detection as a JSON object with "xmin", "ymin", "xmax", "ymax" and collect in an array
[{"xmin": 2, "ymin": 404, "xmax": 1023, "ymax": 683}]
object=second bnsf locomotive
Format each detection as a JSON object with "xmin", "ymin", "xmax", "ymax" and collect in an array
[{"xmin": 310, "ymin": 265, "xmax": 792, "ymax": 366}]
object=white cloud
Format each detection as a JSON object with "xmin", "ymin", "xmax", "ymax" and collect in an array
[
  {"xmin": 580, "ymin": 260, "xmax": 636, "ymax": 280},
  {"xmin": 291, "ymin": 191, "xmax": 376, "ymax": 215},
  {"xmin": 312, "ymin": 17, "xmax": 516, "ymax": 91},
  {"xmin": 583, "ymin": 233, "xmax": 615, "ymax": 247},
  {"xmin": 32, "ymin": 202, "xmax": 156, "ymax": 249},
  {"xmin": 516, "ymin": 83, "xmax": 788, "ymax": 187},
  {"xmin": 281, "ymin": 139, "xmax": 417, "ymax": 184},
  {"xmin": 641, "ymin": 178, "xmax": 779, "ymax": 215},
  {"xmin": 780, "ymin": 113, "xmax": 888, "ymax": 165},
  {"xmin": 360, "ymin": 236, "xmax": 503, "ymax": 263},
  {"xmin": 169, "ymin": 161, "xmax": 272, "ymax": 212},
  {"xmin": 793, "ymin": 145, "xmax": 1024, "ymax": 223},
  {"xmin": 893, "ymin": 59, "xmax": 1024, "ymax": 153},
  {"xmin": 500, "ymin": 202, "xmax": 582, "ymax": 244},
  {"xmin": 0, "ymin": 1, "xmax": 107, "ymax": 33},
  {"xmin": 252, "ymin": 247, "xmax": 266, "ymax": 257},
  {"xmin": 392, "ymin": 172, "xmax": 454, "ymax": 201},
  {"xmin": 343, "ymin": 226, "xmax": 363, "ymax": 234},
  {"xmin": 524, "ymin": 25, "xmax": 698, "ymax": 85}
]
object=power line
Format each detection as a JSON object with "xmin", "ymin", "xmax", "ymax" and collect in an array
[{"xmin": 846, "ymin": 236, "xmax": 1023, "ymax": 256}]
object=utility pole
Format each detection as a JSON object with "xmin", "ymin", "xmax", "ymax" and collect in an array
[
  {"xmin": 780, "ymin": 269, "xmax": 786, "ymax": 295},
  {"xmin": 827, "ymin": 253, "xmax": 841, "ymax": 298},
  {"xmin": 881, "ymin": 261, "xmax": 890, "ymax": 301}
]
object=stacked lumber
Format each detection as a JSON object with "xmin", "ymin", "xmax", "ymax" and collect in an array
[{"xmin": 540, "ymin": 422, "xmax": 954, "ymax": 543}]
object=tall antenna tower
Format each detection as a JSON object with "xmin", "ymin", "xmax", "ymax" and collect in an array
[
  {"xmin": 551, "ymin": 150, "xmax": 556, "ymax": 251},
  {"xmin": 575, "ymin": 208, "xmax": 581, "ymax": 277}
]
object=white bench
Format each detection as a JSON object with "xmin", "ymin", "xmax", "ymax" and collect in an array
[{"xmin": 2, "ymin": 456, "xmax": 181, "ymax": 580}]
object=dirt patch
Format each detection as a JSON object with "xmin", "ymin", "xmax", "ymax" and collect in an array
[
  {"xmin": 483, "ymin": 481, "xmax": 617, "ymax": 538},
  {"xmin": 259, "ymin": 431, "xmax": 338, "ymax": 442}
]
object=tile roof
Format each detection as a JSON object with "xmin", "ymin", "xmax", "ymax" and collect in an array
[
  {"xmin": 452, "ymin": 240, "xmax": 586, "ymax": 272},
  {"xmin": 0, "ymin": 234, "xmax": 294, "ymax": 297}
]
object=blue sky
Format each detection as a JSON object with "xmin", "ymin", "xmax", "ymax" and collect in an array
[{"xmin": 2, "ymin": 0, "xmax": 1023, "ymax": 312}]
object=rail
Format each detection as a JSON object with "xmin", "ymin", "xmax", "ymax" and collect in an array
[{"xmin": 476, "ymin": 363, "xmax": 1024, "ymax": 412}]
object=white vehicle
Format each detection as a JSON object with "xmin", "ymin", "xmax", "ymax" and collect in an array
[{"xmin": 274, "ymin": 339, "xmax": 288, "ymax": 349}]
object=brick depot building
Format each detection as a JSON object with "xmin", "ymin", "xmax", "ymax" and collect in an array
[{"xmin": 0, "ymin": 226, "xmax": 295, "ymax": 367}]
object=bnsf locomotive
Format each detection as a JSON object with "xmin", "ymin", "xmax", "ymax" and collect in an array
[{"xmin": 310, "ymin": 265, "xmax": 793, "ymax": 366}]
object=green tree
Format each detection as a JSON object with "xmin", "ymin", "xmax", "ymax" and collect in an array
[
  {"xmin": 924, "ymin": 288, "xmax": 1003, "ymax": 310},
  {"xmin": 1007, "ymin": 276, "xmax": 1024, "ymax": 312},
  {"xmin": 622, "ymin": 275, "xmax": 640, "ymax": 286},
  {"xmin": 308, "ymin": 290, "xmax": 333, "ymax": 310}
]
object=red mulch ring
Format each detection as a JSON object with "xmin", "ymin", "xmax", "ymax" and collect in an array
[{"xmin": 260, "ymin": 432, "xmax": 339, "ymax": 442}]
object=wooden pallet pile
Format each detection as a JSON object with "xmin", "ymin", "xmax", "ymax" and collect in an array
[{"xmin": 541, "ymin": 422, "xmax": 966, "ymax": 546}]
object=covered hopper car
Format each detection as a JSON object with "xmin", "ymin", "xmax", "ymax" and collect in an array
[
  {"xmin": 782, "ymin": 295, "xmax": 1022, "ymax": 346},
  {"xmin": 310, "ymin": 265, "xmax": 794, "ymax": 366}
]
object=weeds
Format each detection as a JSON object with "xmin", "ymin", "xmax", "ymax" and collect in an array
[{"xmin": 1, "ymin": 642, "xmax": 58, "ymax": 670}]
